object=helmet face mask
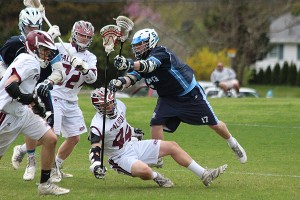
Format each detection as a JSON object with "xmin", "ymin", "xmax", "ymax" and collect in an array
[
  {"xmin": 19, "ymin": 8, "xmax": 43, "ymax": 37},
  {"xmin": 25, "ymin": 30, "xmax": 57, "ymax": 68},
  {"xmin": 131, "ymin": 28, "xmax": 159, "ymax": 59},
  {"xmin": 71, "ymin": 20, "xmax": 94, "ymax": 52},
  {"xmin": 91, "ymin": 88, "xmax": 117, "ymax": 119}
]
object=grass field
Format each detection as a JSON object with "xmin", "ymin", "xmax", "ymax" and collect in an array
[{"xmin": 0, "ymin": 95, "xmax": 299, "ymax": 200}]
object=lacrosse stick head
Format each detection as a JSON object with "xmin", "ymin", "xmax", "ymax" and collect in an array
[
  {"xmin": 114, "ymin": 16, "xmax": 134, "ymax": 42},
  {"xmin": 23, "ymin": 0, "xmax": 45, "ymax": 16},
  {"xmin": 100, "ymin": 25, "xmax": 121, "ymax": 55},
  {"xmin": 19, "ymin": 7, "xmax": 43, "ymax": 37}
]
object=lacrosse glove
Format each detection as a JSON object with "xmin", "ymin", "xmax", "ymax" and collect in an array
[
  {"xmin": 109, "ymin": 78, "xmax": 126, "ymax": 92},
  {"xmin": 114, "ymin": 55, "xmax": 134, "ymax": 71},
  {"xmin": 47, "ymin": 25, "xmax": 61, "ymax": 40},
  {"xmin": 70, "ymin": 57, "xmax": 89, "ymax": 74},
  {"xmin": 132, "ymin": 128, "xmax": 144, "ymax": 141},
  {"xmin": 36, "ymin": 80, "xmax": 53, "ymax": 98},
  {"xmin": 90, "ymin": 161, "xmax": 107, "ymax": 179}
]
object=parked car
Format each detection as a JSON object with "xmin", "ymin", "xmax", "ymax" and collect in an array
[{"xmin": 129, "ymin": 81, "xmax": 259, "ymax": 98}]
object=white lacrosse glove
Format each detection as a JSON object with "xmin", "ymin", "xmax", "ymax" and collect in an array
[
  {"xmin": 47, "ymin": 25, "xmax": 61, "ymax": 40},
  {"xmin": 114, "ymin": 55, "xmax": 134, "ymax": 71},
  {"xmin": 70, "ymin": 57, "xmax": 88, "ymax": 73},
  {"xmin": 109, "ymin": 78, "xmax": 126, "ymax": 92},
  {"xmin": 90, "ymin": 161, "xmax": 107, "ymax": 179}
]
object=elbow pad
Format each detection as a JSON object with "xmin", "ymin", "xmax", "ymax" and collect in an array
[
  {"xmin": 139, "ymin": 60, "xmax": 157, "ymax": 73},
  {"xmin": 5, "ymin": 82, "xmax": 34, "ymax": 105},
  {"xmin": 48, "ymin": 62, "xmax": 66, "ymax": 84},
  {"xmin": 82, "ymin": 70, "xmax": 97, "ymax": 84}
]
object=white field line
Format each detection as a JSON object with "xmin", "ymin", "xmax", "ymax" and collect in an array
[
  {"xmin": 0, "ymin": 166, "xmax": 299, "ymax": 178},
  {"xmin": 227, "ymin": 123, "xmax": 300, "ymax": 129}
]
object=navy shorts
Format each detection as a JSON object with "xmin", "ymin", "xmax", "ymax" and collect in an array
[{"xmin": 150, "ymin": 86, "xmax": 219, "ymax": 133}]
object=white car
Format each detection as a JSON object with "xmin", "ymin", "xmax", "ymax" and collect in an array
[{"xmin": 198, "ymin": 81, "xmax": 259, "ymax": 98}]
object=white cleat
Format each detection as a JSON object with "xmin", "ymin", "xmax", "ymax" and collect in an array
[
  {"xmin": 49, "ymin": 167, "xmax": 62, "ymax": 183},
  {"xmin": 149, "ymin": 158, "xmax": 164, "ymax": 168},
  {"xmin": 38, "ymin": 181, "xmax": 70, "ymax": 196},
  {"xmin": 153, "ymin": 172, "xmax": 174, "ymax": 188},
  {"xmin": 61, "ymin": 171, "xmax": 73, "ymax": 178},
  {"xmin": 23, "ymin": 156, "xmax": 36, "ymax": 181},
  {"xmin": 201, "ymin": 164, "xmax": 228, "ymax": 187},
  {"xmin": 11, "ymin": 145, "xmax": 26, "ymax": 170},
  {"xmin": 230, "ymin": 139, "xmax": 247, "ymax": 164}
]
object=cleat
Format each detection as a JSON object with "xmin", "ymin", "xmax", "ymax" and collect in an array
[
  {"xmin": 38, "ymin": 181, "xmax": 70, "ymax": 195},
  {"xmin": 153, "ymin": 172, "xmax": 174, "ymax": 188},
  {"xmin": 12, "ymin": 145, "xmax": 26, "ymax": 169},
  {"xmin": 23, "ymin": 156, "xmax": 36, "ymax": 181},
  {"xmin": 61, "ymin": 171, "xmax": 73, "ymax": 178},
  {"xmin": 201, "ymin": 164, "xmax": 227, "ymax": 187},
  {"xmin": 149, "ymin": 158, "xmax": 164, "ymax": 168},
  {"xmin": 49, "ymin": 167, "xmax": 62, "ymax": 183},
  {"xmin": 230, "ymin": 139, "xmax": 247, "ymax": 164}
]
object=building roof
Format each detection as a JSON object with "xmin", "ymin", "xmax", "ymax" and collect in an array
[{"xmin": 269, "ymin": 13, "xmax": 300, "ymax": 44}]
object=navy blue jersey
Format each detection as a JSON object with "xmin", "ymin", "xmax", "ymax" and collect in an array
[
  {"xmin": 129, "ymin": 46, "xmax": 198, "ymax": 97},
  {"xmin": 0, "ymin": 35, "xmax": 26, "ymax": 66},
  {"xmin": 0, "ymin": 35, "xmax": 60, "ymax": 84}
]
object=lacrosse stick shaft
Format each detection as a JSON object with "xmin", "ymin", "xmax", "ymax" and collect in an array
[
  {"xmin": 119, "ymin": 42, "xmax": 124, "ymax": 56},
  {"xmin": 100, "ymin": 54, "xmax": 109, "ymax": 169},
  {"xmin": 42, "ymin": 16, "xmax": 72, "ymax": 57}
]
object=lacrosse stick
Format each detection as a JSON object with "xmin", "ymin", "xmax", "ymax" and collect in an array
[
  {"xmin": 114, "ymin": 16, "xmax": 134, "ymax": 56},
  {"xmin": 99, "ymin": 25, "xmax": 120, "ymax": 169},
  {"xmin": 23, "ymin": 0, "xmax": 72, "ymax": 57}
]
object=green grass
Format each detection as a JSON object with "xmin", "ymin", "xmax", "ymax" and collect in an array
[
  {"xmin": 0, "ymin": 96, "xmax": 300, "ymax": 200},
  {"xmin": 246, "ymin": 84, "xmax": 300, "ymax": 98}
]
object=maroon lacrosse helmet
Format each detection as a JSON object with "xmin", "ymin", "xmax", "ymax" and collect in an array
[
  {"xmin": 25, "ymin": 30, "xmax": 57, "ymax": 68},
  {"xmin": 91, "ymin": 87, "xmax": 117, "ymax": 119},
  {"xmin": 71, "ymin": 20, "xmax": 95, "ymax": 52}
]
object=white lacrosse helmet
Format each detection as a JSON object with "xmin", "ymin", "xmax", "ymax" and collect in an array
[
  {"xmin": 19, "ymin": 7, "xmax": 43, "ymax": 38},
  {"xmin": 91, "ymin": 87, "xmax": 118, "ymax": 119},
  {"xmin": 71, "ymin": 20, "xmax": 95, "ymax": 52},
  {"xmin": 25, "ymin": 30, "xmax": 57, "ymax": 68},
  {"xmin": 131, "ymin": 28, "xmax": 159, "ymax": 59}
]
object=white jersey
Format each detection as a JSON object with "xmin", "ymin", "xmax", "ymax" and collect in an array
[
  {"xmin": 210, "ymin": 67, "xmax": 237, "ymax": 82},
  {"xmin": 0, "ymin": 53, "xmax": 40, "ymax": 116},
  {"xmin": 90, "ymin": 99, "xmax": 134, "ymax": 159},
  {"xmin": 51, "ymin": 43, "xmax": 97, "ymax": 101}
]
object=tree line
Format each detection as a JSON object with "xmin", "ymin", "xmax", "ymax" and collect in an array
[{"xmin": 249, "ymin": 62, "xmax": 300, "ymax": 86}]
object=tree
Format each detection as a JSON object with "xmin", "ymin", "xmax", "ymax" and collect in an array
[
  {"xmin": 264, "ymin": 66, "xmax": 272, "ymax": 85},
  {"xmin": 280, "ymin": 61, "xmax": 289, "ymax": 85},
  {"xmin": 288, "ymin": 62, "xmax": 297, "ymax": 86},
  {"xmin": 272, "ymin": 63, "xmax": 281, "ymax": 85}
]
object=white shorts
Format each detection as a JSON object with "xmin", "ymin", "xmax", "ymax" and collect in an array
[
  {"xmin": 108, "ymin": 140, "xmax": 161, "ymax": 176},
  {"xmin": 221, "ymin": 79, "xmax": 239, "ymax": 89},
  {"xmin": 52, "ymin": 97, "xmax": 87, "ymax": 138},
  {"xmin": 0, "ymin": 108, "xmax": 50, "ymax": 156}
]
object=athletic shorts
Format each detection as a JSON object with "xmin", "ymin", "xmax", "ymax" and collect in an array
[
  {"xmin": 150, "ymin": 85, "xmax": 219, "ymax": 132},
  {"xmin": 52, "ymin": 97, "xmax": 87, "ymax": 138},
  {"xmin": 108, "ymin": 140, "xmax": 161, "ymax": 176},
  {"xmin": 220, "ymin": 79, "xmax": 239, "ymax": 89},
  {"xmin": 0, "ymin": 108, "xmax": 50, "ymax": 156}
]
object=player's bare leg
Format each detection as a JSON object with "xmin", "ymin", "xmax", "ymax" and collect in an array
[
  {"xmin": 38, "ymin": 129, "xmax": 69, "ymax": 195},
  {"xmin": 50, "ymin": 135, "xmax": 79, "ymax": 182},
  {"xmin": 159, "ymin": 140, "xmax": 227, "ymax": 187},
  {"xmin": 209, "ymin": 121, "xmax": 247, "ymax": 163}
]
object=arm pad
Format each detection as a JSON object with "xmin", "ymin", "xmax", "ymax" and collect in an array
[
  {"xmin": 82, "ymin": 69, "xmax": 97, "ymax": 84},
  {"xmin": 48, "ymin": 62, "xmax": 66, "ymax": 84},
  {"xmin": 5, "ymin": 81, "xmax": 34, "ymax": 105},
  {"xmin": 139, "ymin": 60, "xmax": 157, "ymax": 73}
]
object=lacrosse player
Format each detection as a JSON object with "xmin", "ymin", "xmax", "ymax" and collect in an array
[
  {"xmin": 0, "ymin": 30, "xmax": 69, "ymax": 195},
  {"xmin": 12, "ymin": 20, "xmax": 97, "ymax": 183},
  {"xmin": 111, "ymin": 28, "xmax": 247, "ymax": 167},
  {"xmin": 4, "ymin": 7, "xmax": 66, "ymax": 181},
  {"xmin": 88, "ymin": 87, "xmax": 227, "ymax": 187},
  {"xmin": 47, "ymin": 20, "xmax": 97, "ymax": 182}
]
